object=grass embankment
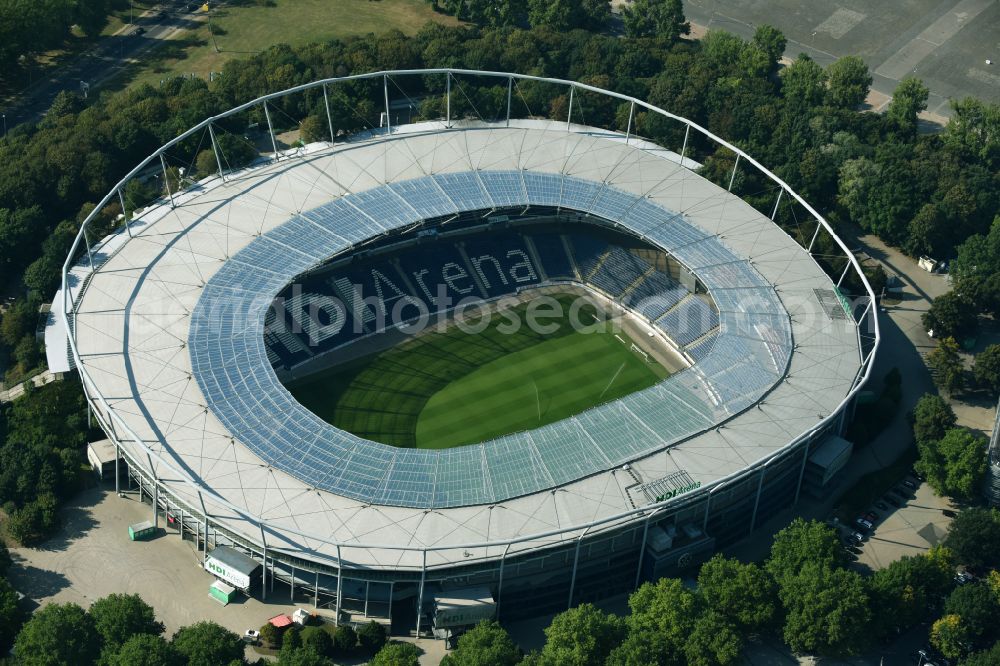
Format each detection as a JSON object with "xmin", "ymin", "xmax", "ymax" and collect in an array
[{"xmin": 122, "ymin": 0, "xmax": 462, "ymax": 88}]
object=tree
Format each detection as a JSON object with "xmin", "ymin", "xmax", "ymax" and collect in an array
[
  {"xmin": 963, "ymin": 641, "xmax": 1000, "ymax": 666},
  {"xmin": 0, "ymin": 578, "xmax": 25, "ymax": 654},
  {"xmin": 370, "ymin": 641, "xmax": 420, "ymax": 666},
  {"xmin": 912, "ymin": 393, "xmax": 957, "ymax": 446},
  {"xmin": 751, "ymin": 25, "xmax": 786, "ymax": 75},
  {"xmin": 527, "ymin": 0, "xmax": 574, "ymax": 30},
  {"xmin": 682, "ymin": 610, "xmax": 743, "ymax": 666},
  {"xmin": 924, "ymin": 294, "xmax": 978, "ymax": 342},
  {"xmin": 905, "ymin": 203, "xmax": 950, "ymax": 257},
  {"xmin": 622, "ymin": 0, "xmax": 690, "ymax": 42},
  {"xmin": 170, "ymin": 621, "xmax": 244, "ymax": 666},
  {"xmin": 108, "ymin": 634, "xmax": 183, "ymax": 666},
  {"xmin": 944, "ymin": 97, "xmax": 1000, "ymax": 167},
  {"xmin": 931, "ymin": 614, "xmax": 971, "ymax": 661},
  {"xmin": 925, "ymin": 336, "xmax": 966, "ymax": 395},
  {"xmin": 259, "ymin": 622, "xmax": 282, "ymax": 649},
  {"xmin": 944, "ymin": 583, "xmax": 998, "ymax": 643},
  {"xmin": 299, "ymin": 625, "xmax": 333, "ymax": 657},
  {"xmin": 88, "ymin": 593, "xmax": 164, "ymax": 648},
  {"xmin": 944, "ymin": 508, "xmax": 1000, "ymax": 569},
  {"xmin": 697, "ymin": 554, "xmax": 778, "ymax": 633},
  {"xmin": 13, "ymin": 602, "xmax": 101, "ymax": 666},
  {"xmin": 276, "ymin": 645, "xmax": 333, "ymax": 666},
  {"xmin": 825, "ymin": 56, "xmax": 871, "ymax": 109},
  {"xmin": 284, "ymin": 626, "xmax": 302, "ymax": 650},
  {"xmin": 357, "ymin": 620, "xmax": 388, "ymax": 653},
  {"xmin": 886, "ymin": 77, "xmax": 929, "ymax": 134},
  {"xmin": 916, "ymin": 427, "xmax": 987, "ymax": 500},
  {"xmin": 440, "ymin": 620, "xmax": 520, "ymax": 666},
  {"xmin": 779, "ymin": 563, "xmax": 872, "ymax": 656},
  {"xmin": 0, "ymin": 206, "xmax": 45, "ymax": 273},
  {"xmin": 869, "ymin": 549, "xmax": 954, "ymax": 637},
  {"xmin": 6, "ymin": 492, "xmax": 60, "ymax": 545},
  {"xmin": 537, "ymin": 604, "xmax": 624, "ymax": 666},
  {"xmin": 608, "ymin": 578, "xmax": 699, "ymax": 665},
  {"xmin": 973, "ymin": 344, "xmax": 1000, "ymax": 395},
  {"xmin": 765, "ymin": 518, "xmax": 846, "ymax": 584},
  {"xmin": 330, "ymin": 624, "xmax": 357, "ymax": 654},
  {"xmin": 0, "ymin": 540, "xmax": 11, "ymax": 575},
  {"xmin": 780, "ymin": 54, "xmax": 827, "ymax": 108}
]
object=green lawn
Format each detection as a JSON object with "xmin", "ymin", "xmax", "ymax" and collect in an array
[
  {"xmin": 287, "ymin": 295, "xmax": 668, "ymax": 449},
  {"xmin": 122, "ymin": 0, "xmax": 462, "ymax": 89}
]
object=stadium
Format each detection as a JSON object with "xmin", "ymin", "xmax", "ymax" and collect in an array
[{"xmin": 55, "ymin": 70, "xmax": 879, "ymax": 636}]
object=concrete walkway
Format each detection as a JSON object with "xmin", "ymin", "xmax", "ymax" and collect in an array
[{"xmin": 0, "ymin": 370, "xmax": 63, "ymax": 403}]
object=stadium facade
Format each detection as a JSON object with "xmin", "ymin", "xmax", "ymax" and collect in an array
[{"xmin": 57, "ymin": 70, "xmax": 879, "ymax": 634}]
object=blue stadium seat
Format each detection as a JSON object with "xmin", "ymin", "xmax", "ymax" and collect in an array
[
  {"xmin": 462, "ymin": 233, "xmax": 543, "ymax": 298},
  {"xmin": 624, "ymin": 270, "xmax": 687, "ymax": 320},
  {"xmin": 587, "ymin": 246, "xmax": 651, "ymax": 297},
  {"xmin": 569, "ymin": 235, "xmax": 611, "ymax": 279},
  {"xmin": 526, "ymin": 233, "xmax": 575, "ymax": 280},
  {"xmin": 656, "ymin": 297, "xmax": 720, "ymax": 347}
]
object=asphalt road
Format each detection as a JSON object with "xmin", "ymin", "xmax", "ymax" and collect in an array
[{"xmin": 1, "ymin": 1, "xmax": 207, "ymax": 130}]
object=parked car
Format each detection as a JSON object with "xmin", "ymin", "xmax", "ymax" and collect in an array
[
  {"xmin": 849, "ymin": 531, "xmax": 865, "ymax": 543},
  {"xmin": 942, "ymin": 509, "xmax": 957, "ymax": 518},
  {"xmin": 855, "ymin": 517, "xmax": 874, "ymax": 531},
  {"xmin": 864, "ymin": 511, "xmax": 879, "ymax": 522},
  {"xmin": 242, "ymin": 629, "xmax": 260, "ymax": 645},
  {"xmin": 955, "ymin": 571, "xmax": 975, "ymax": 586},
  {"xmin": 875, "ymin": 501, "xmax": 889, "ymax": 511},
  {"xmin": 886, "ymin": 495, "xmax": 902, "ymax": 508},
  {"xmin": 902, "ymin": 479, "xmax": 918, "ymax": 490}
]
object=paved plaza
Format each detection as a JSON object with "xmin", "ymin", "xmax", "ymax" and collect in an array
[{"xmin": 684, "ymin": 0, "xmax": 999, "ymax": 117}]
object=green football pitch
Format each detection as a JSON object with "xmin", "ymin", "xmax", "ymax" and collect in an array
[{"xmin": 287, "ymin": 295, "xmax": 669, "ymax": 449}]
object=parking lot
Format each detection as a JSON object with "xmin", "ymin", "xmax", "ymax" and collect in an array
[
  {"xmin": 830, "ymin": 471, "xmax": 957, "ymax": 574},
  {"xmin": 5, "ymin": 486, "xmax": 444, "ymax": 664}
]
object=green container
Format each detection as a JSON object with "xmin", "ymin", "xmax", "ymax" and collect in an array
[
  {"xmin": 128, "ymin": 520, "xmax": 156, "ymax": 541},
  {"xmin": 209, "ymin": 580, "xmax": 236, "ymax": 606}
]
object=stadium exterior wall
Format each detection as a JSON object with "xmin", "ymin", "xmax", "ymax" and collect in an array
[
  {"xmin": 63, "ymin": 69, "xmax": 879, "ymax": 632},
  {"xmin": 86, "ymin": 363, "xmax": 848, "ymax": 625}
]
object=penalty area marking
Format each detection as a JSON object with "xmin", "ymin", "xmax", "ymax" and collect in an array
[{"xmin": 599, "ymin": 361, "xmax": 628, "ymax": 400}]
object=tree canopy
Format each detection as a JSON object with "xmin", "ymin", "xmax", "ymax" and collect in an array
[
  {"xmin": 170, "ymin": 621, "xmax": 244, "ymax": 666},
  {"xmin": 943, "ymin": 508, "xmax": 1000, "ymax": 569},
  {"xmin": 88, "ymin": 593, "xmax": 164, "ymax": 649},
  {"xmin": 440, "ymin": 620, "xmax": 520, "ymax": 666},
  {"xmin": 765, "ymin": 518, "xmax": 846, "ymax": 583},
  {"xmin": 622, "ymin": 0, "xmax": 689, "ymax": 41},
  {"xmin": 13, "ymin": 602, "xmax": 101, "ymax": 666},
  {"xmin": 370, "ymin": 641, "xmax": 420, "ymax": 666},
  {"xmin": 869, "ymin": 548, "xmax": 954, "ymax": 637},
  {"xmin": 925, "ymin": 336, "xmax": 966, "ymax": 395},
  {"xmin": 912, "ymin": 393, "xmax": 957, "ymax": 447},
  {"xmin": 107, "ymin": 634, "xmax": 183, "ymax": 666},
  {"xmin": 697, "ymin": 554, "xmax": 778, "ymax": 633},
  {"xmin": 916, "ymin": 427, "xmax": 988, "ymax": 500},
  {"xmin": 536, "ymin": 604, "xmax": 624, "ymax": 666},
  {"xmin": 778, "ymin": 563, "xmax": 872, "ymax": 656}
]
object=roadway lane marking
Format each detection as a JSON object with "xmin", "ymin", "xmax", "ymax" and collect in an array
[
  {"xmin": 813, "ymin": 8, "xmax": 866, "ymax": 40},
  {"xmin": 874, "ymin": 0, "xmax": 995, "ymax": 81}
]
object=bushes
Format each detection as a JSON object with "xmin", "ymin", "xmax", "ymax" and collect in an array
[
  {"xmin": 259, "ymin": 622, "xmax": 282, "ymax": 649},
  {"xmin": 357, "ymin": 620, "xmax": 388, "ymax": 653}
]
